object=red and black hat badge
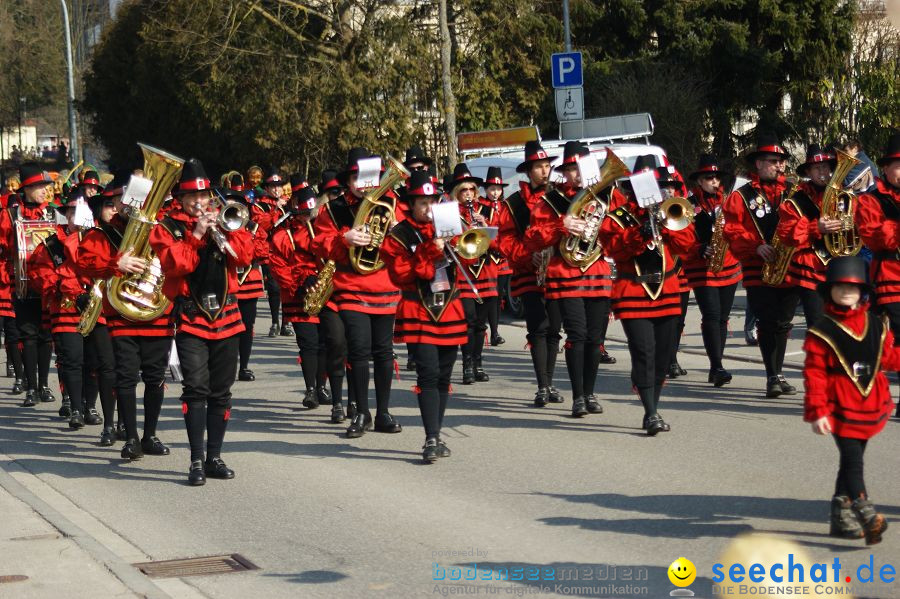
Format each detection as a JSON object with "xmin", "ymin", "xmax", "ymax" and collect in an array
[
  {"xmin": 171, "ymin": 158, "xmax": 211, "ymax": 196},
  {"xmin": 516, "ymin": 140, "xmax": 557, "ymax": 173}
]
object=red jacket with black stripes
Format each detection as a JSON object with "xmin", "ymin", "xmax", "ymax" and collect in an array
[
  {"xmin": 497, "ymin": 182, "xmax": 547, "ymax": 297},
  {"xmin": 456, "ymin": 198, "xmax": 499, "ymax": 300},
  {"xmin": 775, "ymin": 181, "xmax": 830, "ymax": 290},
  {"xmin": 683, "ymin": 187, "xmax": 741, "ymax": 289},
  {"xmin": 857, "ymin": 178, "xmax": 900, "ymax": 306},
  {"xmin": 234, "ymin": 221, "xmax": 267, "ymax": 301},
  {"xmin": 309, "ymin": 191, "xmax": 401, "ymax": 316},
  {"xmin": 250, "ymin": 195, "xmax": 285, "ymax": 233},
  {"xmin": 149, "ymin": 210, "xmax": 254, "ymax": 340},
  {"xmin": 269, "ymin": 218, "xmax": 321, "ymax": 324}
]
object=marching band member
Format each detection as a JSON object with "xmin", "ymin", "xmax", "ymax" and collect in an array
[
  {"xmin": 599, "ymin": 166, "xmax": 696, "ymax": 435},
  {"xmin": 253, "ymin": 167, "xmax": 289, "ymax": 337},
  {"xmin": 382, "ymin": 170, "xmax": 469, "ymax": 462},
  {"xmin": 311, "ymin": 148, "xmax": 403, "ymax": 438},
  {"xmin": 497, "ymin": 141, "xmax": 563, "ymax": 407},
  {"xmin": 0, "ymin": 163, "xmax": 56, "ymax": 406},
  {"xmin": 481, "ymin": 167, "xmax": 507, "ymax": 347},
  {"xmin": 450, "ymin": 163, "xmax": 497, "ymax": 384},
  {"xmin": 77, "ymin": 171, "xmax": 175, "ymax": 458},
  {"xmin": 0, "ymin": 186, "xmax": 24, "ymax": 394},
  {"xmin": 149, "ymin": 158, "xmax": 253, "ymax": 486},
  {"xmin": 523, "ymin": 142, "xmax": 613, "ymax": 416},
  {"xmin": 723, "ymin": 132, "xmax": 799, "ymax": 398},
  {"xmin": 684, "ymin": 154, "xmax": 741, "ymax": 386}
]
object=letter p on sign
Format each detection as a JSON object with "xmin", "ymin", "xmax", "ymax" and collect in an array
[{"xmin": 552, "ymin": 52, "xmax": 583, "ymax": 88}]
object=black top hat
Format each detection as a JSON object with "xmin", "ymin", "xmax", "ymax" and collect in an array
[
  {"xmin": 171, "ymin": 158, "xmax": 212, "ymax": 196},
  {"xmin": 654, "ymin": 166, "xmax": 681, "ymax": 188},
  {"xmin": 262, "ymin": 166, "xmax": 285, "ymax": 188},
  {"xmin": 817, "ymin": 256, "xmax": 873, "ymax": 298},
  {"xmin": 482, "ymin": 166, "xmax": 508, "ymax": 188},
  {"xmin": 403, "ymin": 145, "xmax": 433, "ymax": 168},
  {"xmin": 318, "ymin": 169, "xmax": 342, "ymax": 193},
  {"xmin": 18, "ymin": 163, "xmax": 52, "ymax": 189},
  {"xmin": 60, "ymin": 186, "xmax": 86, "ymax": 208},
  {"xmin": 406, "ymin": 170, "xmax": 441, "ymax": 198},
  {"xmin": 292, "ymin": 186, "xmax": 317, "ymax": 212},
  {"xmin": 337, "ymin": 147, "xmax": 373, "ymax": 184},
  {"xmin": 101, "ymin": 169, "xmax": 131, "ymax": 197},
  {"xmin": 688, "ymin": 154, "xmax": 729, "ymax": 181},
  {"xmin": 289, "ymin": 173, "xmax": 308, "ymax": 194},
  {"xmin": 516, "ymin": 141, "xmax": 557, "ymax": 173},
  {"xmin": 631, "ymin": 154, "xmax": 658, "ymax": 175},
  {"xmin": 745, "ymin": 131, "xmax": 790, "ymax": 163},
  {"xmin": 450, "ymin": 163, "xmax": 483, "ymax": 190},
  {"xmin": 554, "ymin": 141, "xmax": 589, "ymax": 171},
  {"xmin": 877, "ymin": 131, "xmax": 900, "ymax": 167},
  {"xmin": 796, "ymin": 144, "xmax": 837, "ymax": 177},
  {"xmin": 79, "ymin": 169, "xmax": 102, "ymax": 189},
  {"xmin": 228, "ymin": 172, "xmax": 245, "ymax": 191}
]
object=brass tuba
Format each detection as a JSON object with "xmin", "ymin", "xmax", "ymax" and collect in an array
[
  {"xmin": 106, "ymin": 144, "xmax": 185, "ymax": 321},
  {"xmin": 349, "ymin": 155, "xmax": 410, "ymax": 274},
  {"xmin": 822, "ymin": 148, "xmax": 862, "ymax": 257},
  {"xmin": 559, "ymin": 149, "xmax": 628, "ymax": 268}
]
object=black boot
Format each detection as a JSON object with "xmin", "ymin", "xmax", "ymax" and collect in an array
[
  {"xmin": 11, "ymin": 379, "xmax": 24, "ymax": 395},
  {"xmin": 533, "ymin": 387, "xmax": 550, "ymax": 407},
  {"xmin": 666, "ymin": 363, "xmax": 681, "ymax": 379},
  {"xmin": 330, "ymin": 403, "xmax": 346, "ymax": 423},
  {"xmin": 830, "ymin": 495, "xmax": 864, "ymax": 539},
  {"xmin": 436, "ymin": 438, "xmax": 451, "ymax": 458},
  {"xmin": 99, "ymin": 427, "xmax": 115, "ymax": 447},
  {"xmin": 766, "ymin": 376, "xmax": 783, "ymax": 398},
  {"xmin": 58, "ymin": 395, "xmax": 72, "ymax": 418},
  {"xmin": 316, "ymin": 386, "xmax": 331, "ymax": 406},
  {"xmin": 121, "ymin": 438, "xmax": 143, "ymax": 460},
  {"xmin": 22, "ymin": 389, "xmax": 37, "ymax": 407},
  {"xmin": 776, "ymin": 374, "xmax": 796, "ymax": 395},
  {"xmin": 68, "ymin": 410, "xmax": 85, "ymax": 429},
  {"xmin": 347, "ymin": 400, "xmax": 358, "ymax": 420},
  {"xmin": 851, "ymin": 497, "xmax": 888, "ymax": 545},
  {"xmin": 188, "ymin": 460, "xmax": 206, "ymax": 486},
  {"xmin": 205, "ymin": 456, "xmax": 235, "ymax": 479},
  {"xmin": 374, "ymin": 412, "xmax": 402, "ymax": 433},
  {"xmin": 141, "ymin": 436, "xmax": 170, "ymax": 456},
  {"xmin": 39, "ymin": 386, "xmax": 55, "ymax": 403},
  {"xmin": 585, "ymin": 394, "xmax": 603, "ymax": 414},
  {"xmin": 473, "ymin": 357, "xmax": 489, "ymax": 382},
  {"xmin": 238, "ymin": 368, "xmax": 255, "ymax": 381},
  {"xmin": 547, "ymin": 386, "xmax": 564, "ymax": 403},
  {"xmin": 346, "ymin": 413, "xmax": 370, "ymax": 438},
  {"xmin": 490, "ymin": 335, "xmax": 505, "ymax": 346},
  {"xmin": 302, "ymin": 388, "xmax": 319, "ymax": 409},
  {"xmin": 571, "ymin": 396, "xmax": 588, "ymax": 418},
  {"xmin": 422, "ymin": 438, "xmax": 439, "ymax": 463},
  {"xmin": 461, "ymin": 357, "xmax": 475, "ymax": 385},
  {"xmin": 5, "ymin": 362, "xmax": 13, "ymax": 377},
  {"xmin": 84, "ymin": 408, "xmax": 103, "ymax": 425},
  {"xmin": 710, "ymin": 368, "xmax": 733, "ymax": 388}
]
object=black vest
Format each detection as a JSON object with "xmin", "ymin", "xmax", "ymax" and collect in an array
[
  {"xmin": 43, "ymin": 234, "xmax": 67, "ymax": 268},
  {"xmin": 808, "ymin": 313, "xmax": 887, "ymax": 396},
  {"xmin": 389, "ymin": 220, "xmax": 457, "ymax": 322},
  {"xmin": 324, "ymin": 195, "xmax": 356, "ymax": 229},
  {"xmin": 160, "ymin": 216, "xmax": 228, "ymax": 321},
  {"xmin": 503, "ymin": 191, "xmax": 532, "ymax": 237},
  {"xmin": 784, "ymin": 189, "xmax": 830, "ymax": 264},
  {"xmin": 736, "ymin": 182, "xmax": 779, "ymax": 243},
  {"xmin": 98, "ymin": 221, "xmax": 124, "ymax": 250}
]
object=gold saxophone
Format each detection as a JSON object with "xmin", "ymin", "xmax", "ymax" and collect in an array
[
  {"xmin": 76, "ymin": 280, "xmax": 105, "ymax": 337},
  {"xmin": 303, "ymin": 260, "xmax": 336, "ymax": 316},
  {"xmin": 349, "ymin": 156, "xmax": 410, "ymax": 274},
  {"xmin": 106, "ymin": 144, "xmax": 184, "ymax": 321},
  {"xmin": 761, "ymin": 233, "xmax": 796, "ymax": 285},
  {"xmin": 822, "ymin": 148, "xmax": 862, "ymax": 257},
  {"xmin": 707, "ymin": 206, "xmax": 728, "ymax": 273}
]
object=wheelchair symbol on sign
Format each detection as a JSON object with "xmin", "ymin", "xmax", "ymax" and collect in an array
[{"xmin": 564, "ymin": 90, "xmax": 575, "ymax": 111}]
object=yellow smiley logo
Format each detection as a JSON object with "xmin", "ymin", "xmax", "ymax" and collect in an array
[{"xmin": 668, "ymin": 557, "xmax": 696, "ymax": 587}]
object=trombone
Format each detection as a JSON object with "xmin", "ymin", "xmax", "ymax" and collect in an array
[
  {"xmin": 440, "ymin": 227, "xmax": 492, "ymax": 304},
  {"xmin": 209, "ymin": 189, "xmax": 250, "ymax": 258}
]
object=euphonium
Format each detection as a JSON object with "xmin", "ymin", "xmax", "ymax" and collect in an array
[
  {"xmin": 76, "ymin": 280, "xmax": 105, "ymax": 337},
  {"xmin": 559, "ymin": 149, "xmax": 628, "ymax": 268},
  {"xmin": 349, "ymin": 155, "xmax": 410, "ymax": 274},
  {"xmin": 822, "ymin": 148, "xmax": 862, "ymax": 257},
  {"xmin": 761, "ymin": 234, "xmax": 796, "ymax": 285},
  {"xmin": 708, "ymin": 206, "xmax": 728, "ymax": 273},
  {"xmin": 107, "ymin": 143, "xmax": 184, "ymax": 321},
  {"xmin": 303, "ymin": 260, "xmax": 336, "ymax": 316}
]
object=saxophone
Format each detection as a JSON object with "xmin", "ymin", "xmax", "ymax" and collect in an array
[
  {"xmin": 761, "ymin": 234, "xmax": 796, "ymax": 285},
  {"xmin": 707, "ymin": 206, "xmax": 728, "ymax": 273},
  {"xmin": 302, "ymin": 260, "xmax": 336, "ymax": 316}
]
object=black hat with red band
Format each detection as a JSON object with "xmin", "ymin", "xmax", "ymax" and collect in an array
[
  {"xmin": 289, "ymin": 173, "xmax": 309, "ymax": 194},
  {"xmin": 450, "ymin": 163, "xmax": 483, "ymax": 191},
  {"xmin": 744, "ymin": 131, "xmax": 790, "ymax": 164},
  {"xmin": 319, "ymin": 169, "xmax": 342, "ymax": 193},
  {"xmin": 877, "ymin": 131, "xmax": 900, "ymax": 167},
  {"xmin": 227, "ymin": 172, "xmax": 245, "ymax": 191},
  {"xmin": 553, "ymin": 141, "xmax": 589, "ymax": 172},
  {"xmin": 18, "ymin": 163, "xmax": 53, "ymax": 189},
  {"xmin": 405, "ymin": 170, "xmax": 441, "ymax": 198},
  {"xmin": 263, "ymin": 166, "xmax": 285, "ymax": 189},
  {"xmin": 292, "ymin": 185, "xmax": 317, "ymax": 212},
  {"xmin": 796, "ymin": 144, "xmax": 837, "ymax": 177},
  {"xmin": 516, "ymin": 140, "xmax": 557, "ymax": 173},
  {"xmin": 688, "ymin": 154, "xmax": 730, "ymax": 181},
  {"xmin": 817, "ymin": 256, "xmax": 873, "ymax": 298},
  {"xmin": 101, "ymin": 169, "xmax": 131, "ymax": 198},
  {"xmin": 79, "ymin": 169, "xmax": 102, "ymax": 189},
  {"xmin": 482, "ymin": 166, "xmax": 508, "ymax": 188},
  {"xmin": 403, "ymin": 145, "xmax": 433, "ymax": 169},
  {"xmin": 338, "ymin": 147, "xmax": 380, "ymax": 184},
  {"xmin": 171, "ymin": 158, "xmax": 212, "ymax": 196}
]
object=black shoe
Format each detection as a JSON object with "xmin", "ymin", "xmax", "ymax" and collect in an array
[
  {"xmin": 302, "ymin": 388, "xmax": 319, "ymax": 409},
  {"xmin": 547, "ymin": 386, "xmax": 564, "ymax": 403},
  {"xmin": 39, "ymin": 386, "xmax": 55, "ymax": 403},
  {"xmin": 374, "ymin": 412, "xmax": 402, "ymax": 433},
  {"xmin": 490, "ymin": 335, "xmax": 505, "ymax": 346},
  {"xmin": 347, "ymin": 401, "xmax": 358, "ymax": 420},
  {"xmin": 677, "ymin": 363, "xmax": 687, "ymax": 376},
  {"xmin": 462, "ymin": 358, "xmax": 475, "ymax": 384},
  {"xmin": 711, "ymin": 368, "xmax": 733, "ymax": 388},
  {"xmin": 84, "ymin": 408, "xmax": 103, "ymax": 425},
  {"xmin": 11, "ymin": 379, "xmax": 24, "ymax": 395},
  {"xmin": 666, "ymin": 363, "xmax": 683, "ymax": 379},
  {"xmin": 766, "ymin": 376, "xmax": 783, "ymax": 398},
  {"xmin": 473, "ymin": 359, "xmax": 489, "ymax": 382},
  {"xmin": 6, "ymin": 362, "xmax": 13, "ymax": 377},
  {"xmin": 645, "ymin": 414, "xmax": 667, "ymax": 436},
  {"xmin": 58, "ymin": 398, "xmax": 72, "ymax": 419},
  {"xmin": 99, "ymin": 427, "xmax": 115, "ymax": 447},
  {"xmin": 330, "ymin": 403, "xmax": 346, "ymax": 424},
  {"xmin": 267, "ymin": 323, "xmax": 279, "ymax": 337},
  {"xmin": 280, "ymin": 323, "xmax": 294, "ymax": 336},
  {"xmin": 188, "ymin": 460, "xmax": 206, "ymax": 486},
  {"xmin": 776, "ymin": 374, "xmax": 796, "ymax": 395},
  {"xmin": 533, "ymin": 387, "xmax": 550, "ymax": 407},
  {"xmin": 115, "ymin": 423, "xmax": 127, "ymax": 441},
  {"xmin": 406, "ymin": 360, "xmax": 417, "ymax": 371},
  {"xmin": 22, "ymin": 390, "xmax": 37, "ymax": 407},
  {"xmin": 346, "ymin": 414, "xmax": 369, "ymax": 438},
  {"xmin": 585, "ymin": 394, "xmax": 604, "ymax": 414},
  {"xmin": 69, "ymin": 410, "xmax": 85, "ymax": 429},
  {"xmin": 436, "ymin": 439, "xmax": 451, "ymax": 458},
  {"xmin": 745, "ymin": 329, "xmax": 758, "ymax": 346},
  {"xmin": 316, "ymin": 386, "xmax": 331, "ymax": 405},
  {"xmin": 121, "ymin": 438, "xmax": 143, "ymax": 460},
  {"xmin": 205, "ymin": 456, "xmax": 235, "ymax": 479},
  {"xmin": 571, "ymin": 396, "xmax": 588, "ymax": 417},
  {"xmin": 141, "ymin": 436, "xmax": 170, "ymax": 455},
  {"xmin": 598, "ymin": 346, "xmax": 616, "ymax": 364},
  {"xmin": 238, "ymin": 368, "xmax": 255, "ymax": 381},
  {"xmin": 422, "ymin": 438, "xmax": 439, "ymax": 463},
  {"xmin": 641, "ymin": 414, "xmax": 649, "ymax": 430}
]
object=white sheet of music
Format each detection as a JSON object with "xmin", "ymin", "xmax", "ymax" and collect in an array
[
  {"xmin": 631, "ymin": 170, "xmax": 663, "ymax": 208},
  {"xmin": 122, "ymin": 175, "xmax": 153, "ymax": 210}
]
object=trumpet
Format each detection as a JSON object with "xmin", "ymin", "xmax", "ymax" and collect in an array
[
  {"xmin": 441, "ymin": 227, "xmax": 492, "ymax": 303},
  {"xmin": 208, "ymin": 192, "xmax": 250, "ymax": 258},
  {"xmin": 644, "ymin": 196, "xmax": 694, "ymax": 250}
]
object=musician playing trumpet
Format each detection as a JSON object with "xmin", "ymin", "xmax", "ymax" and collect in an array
[
  {"xmin": 149, "ymin": 158, "xmax": 253, "ymax": 486},
  {"xmin": 523, "ymin": 142, "xmax": 614, "ymax": 417}
]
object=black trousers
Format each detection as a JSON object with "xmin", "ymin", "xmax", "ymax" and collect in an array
[
  {"xmin": 834, "ymin": 435, "xmax": 868, "ymax": 500},
  {"xmin": 557, "ymin": 296, "xmax": 611, "ymax": 399},
  {"xmin": 2, "ymin": 315, "xmax": 24, "ymax": 380},
  {"xmin": 672, "ymin": 290, "xmax": 690, "ymax": 362},
  {"xmin": 746, "ymin": 286, "xmax": 801, "ymax": 378},
  {"xmin": 112, "ymin": 335, "xmax": 171, "ymax": 441},
  {"xmin": 488, "ymin": 283, "xmax": 502, "ymax": 337},
  {"xmin": 237, "ymin": 298, "xmax": 257, "ymax": 370},
  {"xmin": 55, "ymin": 326, "xmax": 115, "ymax": 420},
  {"xmin": 797, "ymin": 286, "xmax": 824, "ymax": 328},
  {"xmin": 409, "ymin": 343, "xmax": 456, "ymax": 439},
  {"xmin": 340, "ymin": 310, "xmax": 395, "ymax": 416},
  {"xmin": 620, "ymin": 316, "xmax": 678, "ymax": 417},
  {"xmin": 293, "ymin": 321, "xmax": 327, "ymax": 391},
  {"xmin": 176, "ymin": 332, "xmax": 239, "ymax": 462},
  {"xmin": 521, "ymin": 291, "xmax": 562, "ymax": 389},
  {"xmin": 14, "ymin": 297, "xmax": 51, "ymax": 391},
  {"xmin": 461, "ymin": 297, "xmax": 490, "ymax": 361},
  {"xmin": 262, "ymin": 265, "xmax": 280, "ymax": 325},
  {"xmin": 319, "ymin": 307, "xmax": 347, "ymax": 406},
  {"xmin": 693, "ymin": 283, "xmax": 738, "ymax": 372}
]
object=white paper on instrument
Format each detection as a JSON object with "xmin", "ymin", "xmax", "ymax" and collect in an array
[
  {"xmin": 431, "ymin": 202, "xmax": 463, "ymax": 238},
  {"xmin": 122, "ymin": 175, "xmax": 153, "ymax": 209},
  {"xmin": 55, "ymin": 209, "xmax": 67, "ymax": 225},
  {"xmin": 73, "ymin": 198, "xmax": 94, "ymax": 228},
  {"xmin": 577, "ymin": 154, "xmax": 601, "ymax": 185},
  {"xmin": 356, "ymin": 157, "xmax": 382, "ymax": 190},
  {"xmin": 631, "ymin": 170, "xmax": 663, "ymax": 208}
]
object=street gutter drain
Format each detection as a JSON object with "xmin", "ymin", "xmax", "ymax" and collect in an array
[{"xmin": 133, "ymin": 554, "xmax": 259, "ymax": 578}]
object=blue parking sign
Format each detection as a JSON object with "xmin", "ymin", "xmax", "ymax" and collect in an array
[{"xmin": 551, "ymin": 52, "xmax": 582, "ymax": 88}]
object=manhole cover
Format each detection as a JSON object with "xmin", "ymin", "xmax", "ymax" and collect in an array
[
  {"xmin": 0, "ymin": 575, "xmax": 28, "ymax": 584},
  {"xmin": 133, "ymin": 554, "xmax": 259, "ymax": 579}
]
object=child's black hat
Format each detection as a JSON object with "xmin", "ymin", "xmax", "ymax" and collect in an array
[{"xmin": 817, "ymin": 256, "xmax": 873, "ymax": 298}]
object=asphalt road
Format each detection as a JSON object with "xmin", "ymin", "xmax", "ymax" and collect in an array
[{"xmin": 1, "ymin": 290, "xmax": 898, "ymax": 598}]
